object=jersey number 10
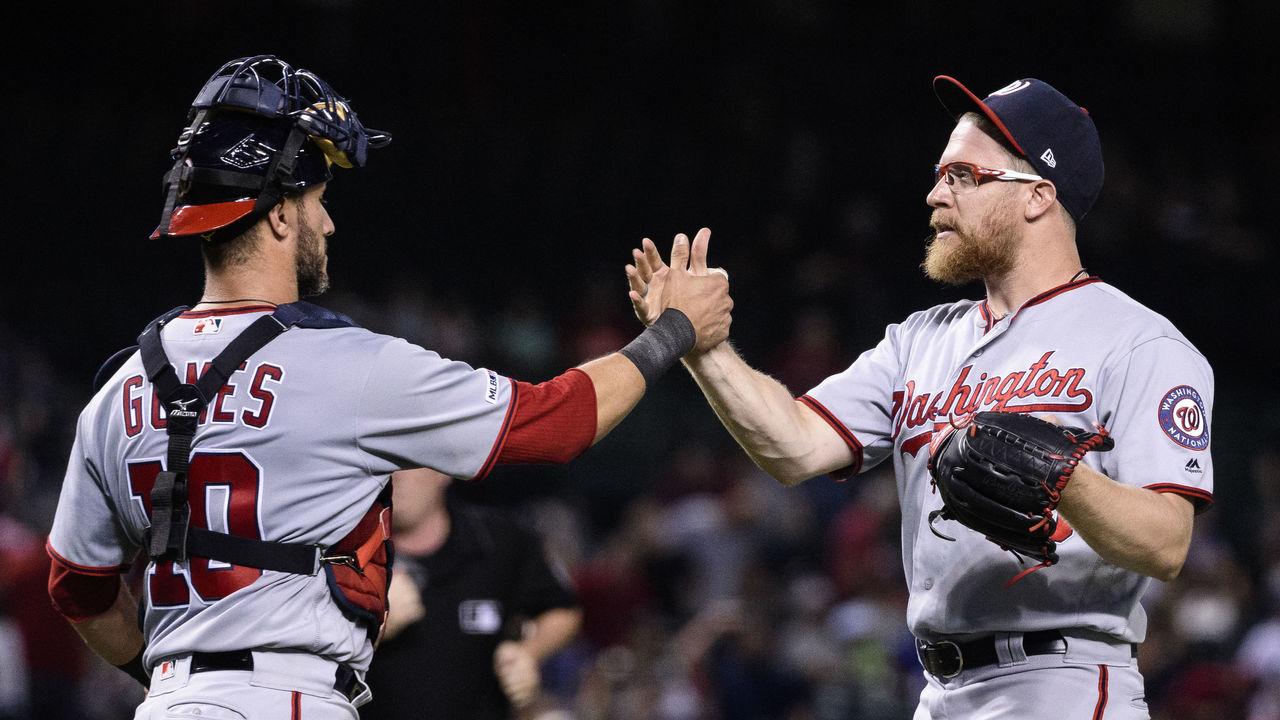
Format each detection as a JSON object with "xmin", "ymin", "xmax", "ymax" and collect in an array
[{"xmin": 128, "ymin": 452, "xmax": 265, "ymax": 607}]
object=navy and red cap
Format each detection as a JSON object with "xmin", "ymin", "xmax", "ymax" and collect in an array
[{"xmin": 933, "ymin": 76, "xmax": 1104, "ymax": 222}]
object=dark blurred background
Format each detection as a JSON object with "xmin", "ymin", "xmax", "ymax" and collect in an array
[{"xmin": 2, "ymin": 2, "xmax": 1278, "ymax": 718}]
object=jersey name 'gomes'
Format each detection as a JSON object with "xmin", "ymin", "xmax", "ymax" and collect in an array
[{"xmin": 120, "ymin": 361, "xmax": 284, "ymax": 435}]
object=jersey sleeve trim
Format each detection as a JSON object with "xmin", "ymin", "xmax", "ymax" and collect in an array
[
  {"xmin": 46, "ymin": 540, "xmax": 132, "ymax": 576},
  {"xmin": 1144, "ymin": 483, "xmax": 1214, "ymax": 514},
  {"xmin": 471, "ymin": 377, "xmax": 520, "ymax": 482},
  {"xmin": 797, "ymin": 394, "xmax": 864, "ymax": 480}
]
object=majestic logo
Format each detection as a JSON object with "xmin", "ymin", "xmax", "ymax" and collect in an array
[
  {"xmin": 1039, "ymin": 148, "xmax": 1058, "ymax": 168},
  {"xmin": 221, "ymin": 134, "xmax": 278, "ymax": 169},
  {"xmin": 458, "ymin": 599, "xmax": 503, "ymax": 634},
  {"xmin": 1184, "ymin": 458, "xmax": 1203, "ymax": 474},
  {"xmin": 1159, "ymin": 385, "xmax": 1209, "ymax": 450},
  {"xmin": 894, "ymin": 351, "xmax": 1094, "ymax": 456},
  {"xmin": 990, "ymin": 80, "xmax": 1032, "ymax": 97}
]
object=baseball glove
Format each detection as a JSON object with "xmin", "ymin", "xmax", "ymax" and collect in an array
[{"xmin": 926, "ymin": 411, "xmax": 1113, "ymax": 584}]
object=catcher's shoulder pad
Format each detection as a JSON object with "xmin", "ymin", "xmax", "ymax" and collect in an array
[{"xmin": 94, "ymin": 345, "xmax": 141, "ymax": 392}]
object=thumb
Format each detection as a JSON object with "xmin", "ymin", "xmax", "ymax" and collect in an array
[
  {"xmin": 688, "ymin": 227, "xmax": 711, "ymax": 275},
  {"xmin": 669, "ymin": 232, "xmax": 690, "ymax": 271}
]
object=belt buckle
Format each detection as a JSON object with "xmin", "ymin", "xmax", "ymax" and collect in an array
[{"xmin": 923, "ymin": 639, "xmax": 964, "ymax": 679}]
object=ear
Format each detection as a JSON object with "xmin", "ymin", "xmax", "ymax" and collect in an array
[
  {"xmin": 1024, "ymin": 180, "xmax": 1058, "ymax": 222},
  {"xmin": 264, "ymin": 199, "xmax": 292, "ymax": 240}
]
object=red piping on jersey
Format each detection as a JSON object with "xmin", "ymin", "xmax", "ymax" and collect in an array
[
  {"xmin": 1145, "ymin": 483, "xmax": 1214, "ymax": 511},
  {"xmin": 180, "ymin": 305, "xmax": 279, "ymax": 318},
  {"xmin": 291, "ymin": 691, "xmax": 302, "ymax": 720},
  {"xmin": 980, "ymin": 276, "xmax": 1101, "ymax": 333},
  {"xmin": 472, "ymin": 378, "xmax": 519, "ymax": 482},
  {"xmin": 979, "ymin": 302, "xmax": 996, "ymax": 334},
  {"xmin": 1092, "ymin": 665, "xmax": 1109, "ymax": 720},
  {"xmin": 797, "ymin": 395, "xmax": 864, "ymax": 479}
]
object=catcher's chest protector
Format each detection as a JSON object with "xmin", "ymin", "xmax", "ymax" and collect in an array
[{"xmin": 135, "ymin": 302, "xmax": 394, "ymax": 639}]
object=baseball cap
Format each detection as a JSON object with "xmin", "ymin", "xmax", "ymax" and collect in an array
[{"xmin": 933, "ymin": 76, "xmax": 1104, "ymax": 221}]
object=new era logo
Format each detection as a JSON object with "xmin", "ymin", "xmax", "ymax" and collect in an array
[
  {"xmin": 1040, "ymin": 148, "xmax": 1058, "ymax": 168},
  {"xmin": 1184, "ymin": 458, "xmax": 1202, "ymax": 473}
]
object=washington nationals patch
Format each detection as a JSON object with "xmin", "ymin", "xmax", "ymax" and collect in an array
[{"xmin": 1158, "ymin": 385, "xmax": 1209, "ymax": 450}]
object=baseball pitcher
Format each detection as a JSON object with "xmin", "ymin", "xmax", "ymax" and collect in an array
[{"xmin": 627, "ymin": 76, "xmax": 1212, "ymax": 719}]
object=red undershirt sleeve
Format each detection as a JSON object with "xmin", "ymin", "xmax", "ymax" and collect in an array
[
  {"xmin": 47, "ymin": 543, "xmax": 125, "ymax": 623},
  {"xmin": 495, "ymin": 368, "xmax": 598, "ymax": 466}
]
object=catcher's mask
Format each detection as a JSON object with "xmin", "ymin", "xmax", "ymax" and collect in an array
[{"xmin": 152, "ymin": 55, "xmax": 391, "ymax": 241}]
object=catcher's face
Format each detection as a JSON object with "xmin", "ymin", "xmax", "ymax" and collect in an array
[
  {"xmin": 294, "ymin": 184, "xmax": 334, "ymax": 298},
  {"xmin": 922, "ymin": 118, "xmax": 1026, "ymax": 285}
]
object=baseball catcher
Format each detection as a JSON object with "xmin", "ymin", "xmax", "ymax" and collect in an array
[{"xmin": 926, "ymin": 411, "xmax": 1114, "ymax": 586}]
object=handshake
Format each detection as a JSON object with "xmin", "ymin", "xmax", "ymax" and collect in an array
[{"xmin": 622, "ymin": 227, "xmax": 734, "ymax": 358}]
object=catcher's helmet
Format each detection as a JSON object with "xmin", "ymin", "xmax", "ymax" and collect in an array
[{"xmin": 153, "ymin": 55, "xmax": 390, "ymax": 240}]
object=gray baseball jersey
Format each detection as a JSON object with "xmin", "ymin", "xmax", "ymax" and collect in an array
[
  {"xmin": 801, "ymin": 278, "xmax": 1213, "ymax": 642},
  {"xmin": 48, "ymin": 304, "xmax": 517, "ymax": 671}
]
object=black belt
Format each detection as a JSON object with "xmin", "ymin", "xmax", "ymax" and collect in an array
[
  {"xmin": 185, "ymin": 650, "xmax": 364, "ymax": 702},
  {"xmin": 916, "ymin": 630, "xmax": 1070, "ymax": 678}
]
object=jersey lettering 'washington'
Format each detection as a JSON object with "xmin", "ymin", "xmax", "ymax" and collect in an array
[{"xmin": 891, "ymin": 351, "xmax": 1093, "ymax": 455}]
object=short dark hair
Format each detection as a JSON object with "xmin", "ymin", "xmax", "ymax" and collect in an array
[{"xmin": 201, "ymin": 224, "xmax": 262, "ymax": 273}]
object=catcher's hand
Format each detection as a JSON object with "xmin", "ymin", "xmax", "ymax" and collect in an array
[{"xmin": 926, "ymin": 411, "xmax": 1113, "ymax": 584}]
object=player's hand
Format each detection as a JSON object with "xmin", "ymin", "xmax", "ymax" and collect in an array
[
  {"xmin": 493, "ymin": 640, "xmax": 540, "ymax": 708},
  {"xmin": 625, "ymin": 227, "xmax": 732, "ymax": 353},
  {"xmin": 381, "ymin": 569, "xmax": 425, "ymax": 641}
]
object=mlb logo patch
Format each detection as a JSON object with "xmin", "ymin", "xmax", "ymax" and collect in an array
[
  {"xmin": 159, "ymin": 660, "xmax": 176, "ymax": 680},
  {"xmin": 458, "ymin": 599, "xmax": 503, "ymax": 634},
  {"xmin": 484, "ymin": 370, "xmax": 500, "ymax": 405},
  {"xmin": 193, "ymin": 317, "xmax": 222, "ymax": 335}
]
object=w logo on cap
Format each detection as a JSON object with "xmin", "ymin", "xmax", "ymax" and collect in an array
[
  {"xmin": 990, "ymin": 80, "xmax": 1032, "ymax": 97},
  {"xmin": 1040, "ymin": 148, "xmax": 1058, "ymax": 168}
]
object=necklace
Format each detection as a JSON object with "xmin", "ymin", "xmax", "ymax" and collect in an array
[
  {"xmin": 197, "ymin": 298, "xmax": 278, "ymax": 306},
  {"xmin": 1069, "ymin": 268, "xmax": 1089, "ymax": 282}
]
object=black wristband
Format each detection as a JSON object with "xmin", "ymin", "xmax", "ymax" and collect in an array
[
  {"xmin": 619, "ymin": 308, "xmax": 696, "ymax": 388},
  {"xmin": 116, "ymin": 646, "xmax": 150, "ymax": 687}
]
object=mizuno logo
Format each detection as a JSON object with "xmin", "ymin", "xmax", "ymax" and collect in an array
[{"xmin": 168, "ymin": 397, "xmax": 201, "ymax": 419}]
